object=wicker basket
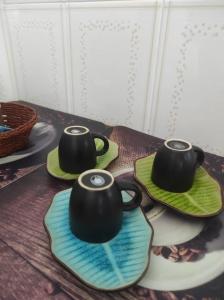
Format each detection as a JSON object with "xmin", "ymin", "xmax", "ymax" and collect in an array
[{"xmin": 0, "ymin": 102, "xmax": 37, "ymax": 157}]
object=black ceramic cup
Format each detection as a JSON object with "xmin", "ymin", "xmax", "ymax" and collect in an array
[
  {"xmin": 69, "ymin": 169, "xmax": 142, "ymax": 243},
  {"xmin": 58, "ymin": 126, "xmax": 109, "ymax": 173},
  {"xmin": 151, "ymin": 138, "xmax": 204, "ymax": 193}
]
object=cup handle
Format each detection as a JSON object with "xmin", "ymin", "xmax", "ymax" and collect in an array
[
  {"xmin": 92, "ymin": 133, "xmax": 109, "ymax": 156},
  {"xmin": 193, "ymin": 145, "xmax": 205, "ymax": 167},
  {"xmin": 117, "ymin": 181, "xmax": 142, "ymax": 211}
]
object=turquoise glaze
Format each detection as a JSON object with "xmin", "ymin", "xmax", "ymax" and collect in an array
[{"xmin": 44, "ymin": 189, "xmax": 153, "ymax": 291}]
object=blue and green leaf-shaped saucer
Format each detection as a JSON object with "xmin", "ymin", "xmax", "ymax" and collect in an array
[
  {"xmin": 47, "ymin": 139, "xmax": 118, "ymax": 180},
  {"xmin": 44, "ymin": 189, "xmax": 153, "ymax": 291},
  {"xmin": 134, "ymin": 154, "xmax": 223, "ymax": 218}
]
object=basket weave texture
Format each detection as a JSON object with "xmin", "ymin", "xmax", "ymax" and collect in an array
[{"xmin": 0, "ymin": 102, "xmax": 37, "ymax": 157}]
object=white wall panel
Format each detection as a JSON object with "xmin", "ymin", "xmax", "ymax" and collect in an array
[
  {"xmin": 153, "ymin": 5, "xmax": 224, "ymax": 156},
  {"xmin": 0, "ymin": 7, "xmax": 16, "ymax": 100},
  {"xmin": 0, "ymin": 0, "xmax": 224, "ymax": 156},
  {"xmin": 69, "ymin": 2, "xmax": 156, "ymax": 129},
  {"xmin": 5, "ymin": 4, "xmax": 68, "ymax": 111}
]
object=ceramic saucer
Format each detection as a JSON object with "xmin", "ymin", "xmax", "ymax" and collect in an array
[
  {"xmin": 44, "ymin": 189, "xmax": 153, "ymax": 291},
  {"xmin": 47, "ymin": 139, "xmax": 118, "ymax": 180},
  {"xmin": 114, "ymin": 167, "xmax": 205, "ymax": 246},
  {"xmin": 134, "ymin": 154, "xmax": 223, "ymax": 218},
  {"xmin": 0, "ymin": 122, "xmax": 57, "ymax": 165}
]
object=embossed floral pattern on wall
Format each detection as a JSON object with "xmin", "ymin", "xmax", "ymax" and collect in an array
[
  {"xmin": 79, "ymin": 20, "xmax": 140, "ymax": 126},
  {"xmin": 168, "ymin": 22, "xmax": 224, "ymax": 155},
  {"xmin": 14, "ymin": 20, "xmax": 59, "ymax": 108}
]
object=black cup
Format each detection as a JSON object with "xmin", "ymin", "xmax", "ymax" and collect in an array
[
  {"xmin": 151, "ymin": 139, "xmax": 204, "ymax": 193},
  {"xmin": 58, "ymin": 126, "xmax": 109, "ymax": 173},
  {"xmin": 69, "ymin": 169, "xmax": 142, "ymax": 243}
]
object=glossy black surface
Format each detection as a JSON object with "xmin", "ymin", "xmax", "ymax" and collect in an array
[
  {"xmin": 58, "ymin": 127, "xmax": 109, "ymax": 173},
  {"xmin": 151, "ymin": 141, "xmax": 205, "ymax": 192},
  {"xmin": 69, "ymin": 172, "xmax": 142, "ymax": 243}
]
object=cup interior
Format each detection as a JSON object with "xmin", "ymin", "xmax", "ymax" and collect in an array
[
  {"xmin": 164, "ymin": 139, "xmax": 192, "ymax": 151},
  {"xmin": 64, "ymin": 126, "xmax": 89, "ymax": 135},
  {"xmin": 78, "ymin": 169, "xmax": 114, "ymax": 191}
]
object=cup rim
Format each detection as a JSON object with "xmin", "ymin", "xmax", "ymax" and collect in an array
[
  {"xmin": 64, "ymin": 126, "xmax": 89, "ymax": 135},
  {"xmin": 78, "ymin": 169, "xmax": 115, "ymax": 191},
  {"xmin": 164, "ymin": 138, "xmax": 192, "ymax": 151}
]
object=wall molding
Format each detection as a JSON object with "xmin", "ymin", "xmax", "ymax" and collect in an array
[
  {"xmin": 150, "ymin": 2, "xmax": 224, "ymax": 156},
  {"xmin": 15, "ymin": 20, "xmax": 59, "ymax": 102},
  {"xmin": 0, "ymin": 16, "xmax": 7, "ymax": 98},
  {"xmin": 6, "ymin": 0, "xmax": 224, "ymax": 9},
  {"xmin": 167, "ymin": 21, "xmax": 224, "ymax": 155},
  {"xmin": 143, "ymin": 0, "xmax": 170, "ymax": 134},
  {"xmin": 168, "ymin": 22, "xmax": 224, "ymax": 137},
  {"xmin": 61, "ymin": 3, "xmax": 73, "ymax": 113},
  {"xmin": 2, "ymin": 2, "xmax": 62, "ymax": 9},
  {"xmin": 169, "ymin": 0, "xmax": 224, "ymax": 8},
  {"xmin": 4, "ymin": 3, "xmax": 69, "ymax": 111},
  {"xmin": 78, "ymin": 20, "xmax": 141, "ymax": 125},
  {"xmin": 68, "ymin": 1, "xmax": 157, "ymax": 9},
  {"xmin": 0, "ymin": 3, "xmax": 18, "ymax": 99},
  {"xmin": 3, "ymin": 1, "xmax": 157, "ymax": 9}
]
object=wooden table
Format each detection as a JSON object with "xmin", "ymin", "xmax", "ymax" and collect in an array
[{"xmin": 0, "ymin": 102, "xmax": 224, "ymax": 300}]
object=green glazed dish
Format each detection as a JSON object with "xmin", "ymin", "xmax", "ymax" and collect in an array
[
  {"xmin": 134, "ymin": 154, "xmax": 223, "ymax": 218},
  {"xmin": 44, "ymin": 189, "xmax": 153, "ymax": 291},
  {"xmin": 47, "ymin": 139, "xmax": 118, "ymax": 180}
]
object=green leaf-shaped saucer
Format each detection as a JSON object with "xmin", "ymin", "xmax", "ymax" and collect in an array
[
  {"xmin": 44, "ymin": 189, "xmax": 153, "ymax": 291},
  {"xmin": 47, "ymin": 139, "xmax": 118, "ymax": 180},
  {"xmin": 134, "ymin": 154, "xmax": 223, "ymax": 218}
]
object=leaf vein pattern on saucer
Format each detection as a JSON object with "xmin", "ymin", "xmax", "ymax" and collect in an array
[
  {"xmin": 182, "ymin": 193, "xmax": 209, "ymax": 213},
  {"xmin": 135, "ymin": 154, "xmax": 223, "ymax": 217},
  {"xmin": 45, "ymin": 189, "xmax": 153, "ymax": 290}
]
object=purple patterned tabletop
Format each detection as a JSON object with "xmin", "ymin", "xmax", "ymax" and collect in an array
[{"xmin": 0, "ymin": 102, "xmax": 223, "ymax": 300}]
